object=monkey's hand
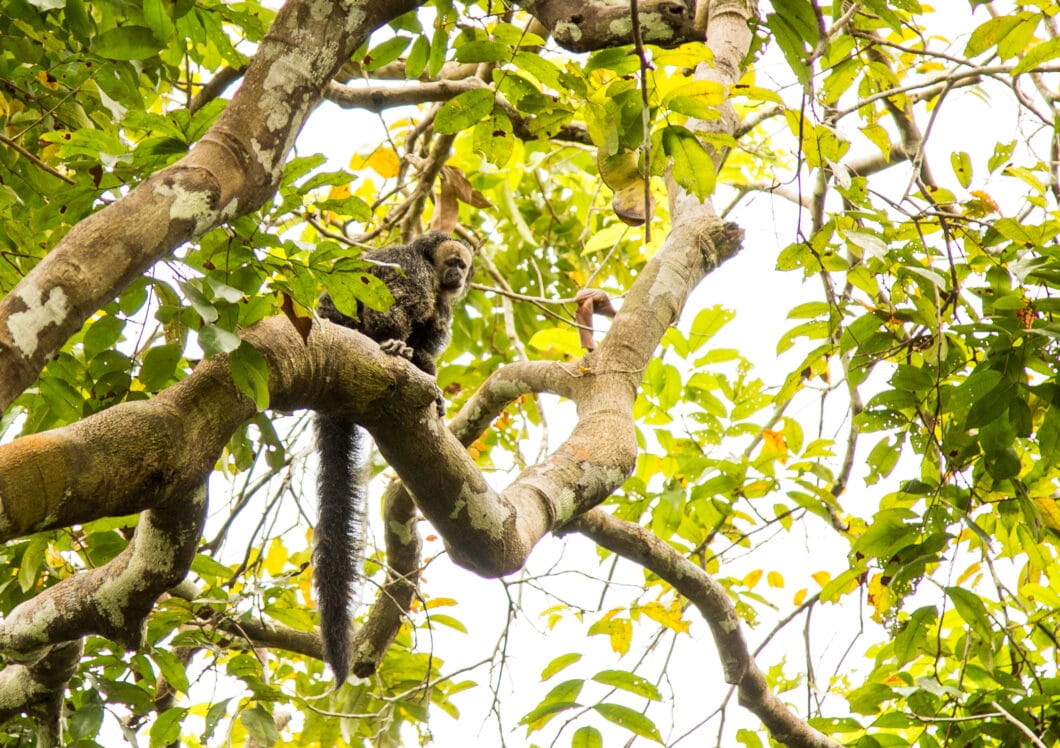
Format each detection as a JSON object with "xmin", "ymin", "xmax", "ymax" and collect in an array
[{"xmin": 379, "ymin": 339, "xmax": 415, "ymax": 360}]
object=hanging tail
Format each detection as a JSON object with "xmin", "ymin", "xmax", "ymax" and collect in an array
[{"xmin": 313, "ymin": 413, "xmax": 366, "ymax": 685}]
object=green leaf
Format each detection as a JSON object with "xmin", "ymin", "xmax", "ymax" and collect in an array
[
  {"xmin": 513, "ymin": 51, "xmax": 564, "ymax": 90},
  {"xmin": 84, "ymin": 314, "xmax": 124, "ymax": 358},
  {"xmin": 766, "ymin": 13, "xmax": 812, "ymax": 86},
  {"xmin": 264, "ymin": 604, "xmax": 314, "ymax": 630},
  {"xmin": 203, "ymin": 699, "xmax": 230, "ymax": 743},
  {"xmin": 593, "ymin": 703, "xmax": 663, "ymax": 743},
  {"xmin": 571, "ymin": 726, "xmax": 603, "ymax": 748},
  {"xmin": 240, "ymin": 705, "xmax": 278, "ymax": 747},
  {"xmin": 1014, "ymin": 37, "xmax": 1060, "ymax": 74},
  {"xmin": 542, "ymin": 653, "xmax": 582, "ymax": 680},
  {"xmin": 198, "ymin": 324, "xmax": 241, "ymax": 358},
  {"xmin": 592, "ymin": 670, "xmax": 662, "ymax": 701},
  {"xmin": 965, "ymin": 379, "xmax": 1016, "ymax": 430},
  {"xmin": 365, "ymin": 35, "xmax": 410, "ymax": 71},
  {"xmin": 434, "ymin": 88, "xmax": 495, "ymax": 134},
  {"xmin": 987, "ymin": 140, "xmax": 1016, "ymax": 173},
  {"xmin": 229, "ymin": 342, "xmax": 270, "ymax": 410},
  {"xmin": 140, "ymin": 344, "xmax": 183, "ymax": 392},
  {"xmin": 406, "ymin": 35, "xmax": 430, "ymax": 79},
  {"xmin": 521, "ymin": 680, "xmax": 582, "ymax": 732},
  {"xmin": 68, "ymin": 704, "xmax": 104, "ymax": 741},
  {"xmin": 143, "ymin": 0, "xmax": 175, "ymax": 42},
  {"xmin": 206, "ymin": 276, "xmax": 245, "ymax": 304},
  {"xmin": 149, "ymin": 707, "xmax": 187, "ymax": 748},
  {"xmin": 456, "ymin": 40, "xmax": 508, "ymax": 63},
  {"xmin": 474, "ymin": 110, "xmax": 515, "ymax": 167},
  {"xmin": 945, "ymin": 586, "xmax": 994, "ymax": 642},
  {"xmin": 893, "ymin": 606, "xmax": 937, "ymax": 666},
  {"xmin": 965, "ymin": 12, "xmax": 1035, "ymax": 58},
  {"xmin": 152, "ymin": 648, "xmax": 190, "ymax": 694},
  {"xmin": 324, "ymin": 270, "xmax": 393, "ymax": 316},
  {"xmin": 18, "ymin": 535, "xmax": 47, "ymax": 593},
  {"xmin": 428, "ymin": 25, "xmax": 449, "ymax": 78},
  {"xmin": 950, "ymin": 151, "xmax": 972, "ymax": 189},
  {"xmin": 688, "ymin": 305, "xmax": 734, "ymax": 351},
  {"xmin": 521, "ymin": 701, "xmax": 579, "ymax": 733},
  {"xmin": 191, "ymin": 552, "xmax": 233, "ymax": 581},
  {"xmin": 93, "ymin": 26, "xmax": 164, "ymax": 60},
  {"xmin": 662, "ymin": 126, "xmax": 715, "ymax": 199},
  {"xmin": 181, "ymin": 280, "xmax": 218, "ymax": 323}
]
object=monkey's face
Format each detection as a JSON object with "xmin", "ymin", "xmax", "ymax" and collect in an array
[{"xmin": 434, "ymin": 240, "xmax": 473, "ymax": 297}]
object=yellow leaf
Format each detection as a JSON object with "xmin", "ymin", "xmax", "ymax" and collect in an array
[
  {"xmin": 540, "ymin": 604, "xmax": 567, "ymax": 630},
  {"xmin": 37, "ymin": 70, "xmax": 59, "ymax": 90},
  {"xmin": 527, "ymin": 327, "xmax": 582, "ymax": 358},
  {"xmin": 860, "ymin": 123, "xmax": 892, "ymax": 160},
  {"xmin": 759, "ymin": 428, "xmax": 788, "ymax": 463},
  {"xmin": 351, "ymin": 147, "xmax": 400, "ymax": 178},
  {"xmin": 608, "ymin": 618, "xmax": 632, "ymax": 655},
  {"xmin": 867, "ymin": 573, "xmax": 894, "ymax": 624},
  {"xmin": 793, "ymin": 588, "xmax": 807, "ymax": 605},
  {"xmin": 767, "ymin": 571, "xmax": 784, "ymax": 588},
  {"xmin": 1034, "ymin": 496, "xmax": 1060, "ymax": 531},
  {"xmin": 742, "ymin": 479, "xmax": 771, "ymax": 498},
  {"xmin": 264, "ymin": 538, "xmax": 288, "ymax": 576},
  {"xmin": 328, "ymin": 183, "xmax": 351, "ymax": 201},
  {"xmin": 955, "ymin": 562, "xmax": 981, "ymax": 587},
  {"xmin": 588, "ymin": 609, "xmax": 632, "ymax": 655},
  {"xmin": 743, "ymin": 569, "xmax": 763, "ymax": 589},
  {"xmin": 639, "ymin": 600, "xmax": 691, "ymax": 634},
  {"xmin": 811, "ymin": 570, "xmax": 831, "ymax": 587},
  {"xmin": 425, "ymin": 597, "xmax": 458, "ymax": 609}
]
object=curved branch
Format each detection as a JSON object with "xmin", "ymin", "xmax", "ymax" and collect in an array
[
  {"xmin": 0, "ymin": 486, "xmax": 206, "ymax": 656},
  {"xmin": 566, "ymin": 509, "xmax": 842, "ymax": 748},
  {"xmin": 350, "ymin": 479, "xmax": 421, "ymax": 678},
  {"xmin": 449, "ymin": 359, "xmax": 581, "ymax": 445}
]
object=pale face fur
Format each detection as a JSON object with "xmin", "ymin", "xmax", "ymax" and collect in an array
[{"xmin": 433, "ymin": 239, "xmax": 473, "ymax": 298}]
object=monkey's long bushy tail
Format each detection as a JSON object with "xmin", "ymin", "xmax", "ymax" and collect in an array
[{"xmin": 313, "ymin": 413, "xmax": 366, "ymax": 685}]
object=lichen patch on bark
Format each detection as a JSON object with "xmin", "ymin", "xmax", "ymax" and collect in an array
[{"xmin": 7, "ymin": 283, "xmax": 69, "ymax": 359}]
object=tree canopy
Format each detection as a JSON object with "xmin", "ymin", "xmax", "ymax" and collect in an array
[{"xmin": 1, "ymin": 0, "xmax": 1060, "ymax": 745}]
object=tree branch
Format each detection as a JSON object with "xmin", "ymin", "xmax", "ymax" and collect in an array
[
  {"xmin": 566, "ymin": 510, "xmax": 842, "ymax": 748},
  {"xmin": 519, "ymin": 0, "xmax": 699, "ymax": 52}
]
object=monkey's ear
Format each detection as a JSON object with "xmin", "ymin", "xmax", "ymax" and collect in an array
[{"xmin": 416, "ymin": 232, "xmax": 440, "ymax": 260}]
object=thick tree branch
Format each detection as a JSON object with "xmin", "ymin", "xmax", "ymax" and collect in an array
[
  {"xmin": 0, "ymin": 317, "xmax": 432, "ymax": 540},
  {"xmin": 519, "ymin": 0, "xmax": 700, "ymax": 52},
  {"xmin": 0, "ymin": 640, "xmax": 81, "ymax": 737}
]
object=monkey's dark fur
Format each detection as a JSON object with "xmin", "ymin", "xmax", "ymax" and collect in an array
[{"xmin": 314, "ymin": 231, "xmax": 473, "ymax": 684}]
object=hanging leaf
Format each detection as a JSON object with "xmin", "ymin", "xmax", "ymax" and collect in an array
[
  {"xmin": 435, "ymin": 88, "xmax": 495, "ymax": 134},
  {"xmin": 93, "ymin": 26, "xmax": 164, "ymax": 60}
]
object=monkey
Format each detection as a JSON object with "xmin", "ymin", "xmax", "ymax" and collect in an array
[{"xmin": 313, "ymin": 231, "xmax": 473, "ymax": 685}]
